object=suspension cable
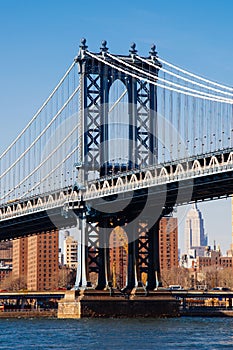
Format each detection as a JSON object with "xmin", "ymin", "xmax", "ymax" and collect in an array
[
  {"xmin": 0, "ymin": 61, "xmax": 76, "ymax": 160},
  {"xmin": 2, "ymin": 84, "xmax": 126, "ymax": 200},
  {"xmin": 137, "ymin": 55, "xmax": 233, "ymax": 97},
  {"xmin": 86, "ymin": 51, "xmax": 233, "ymax": 104},
  {"xmin": 109, "ymin": 90, "xmax": 127, "ymax": 113},
  {"xmin": 157, "ymin": 56, "xmax": 233, "ymax": 92},
  {"xmin": 20, "ymin": 143, "xmax": 80, "ymax": 199},
  {"xmin": 0, "ymin": 85, "xmax": 80, "ymax": 179},
  {"xmin": 0, "ymin": 121, "xmax": 80, "ymax": 200},
  {"xmin": 107, "ymin": 53, "xmax": 232, "ymax": 103}
]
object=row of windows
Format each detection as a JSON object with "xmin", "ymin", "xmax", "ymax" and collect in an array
[{"xmin": 160, "ymin": 255, "xmax": 177, "ymax": 259}]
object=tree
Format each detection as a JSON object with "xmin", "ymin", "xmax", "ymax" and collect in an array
[
  {"xmin": 0, "ymin": 275, "xmax": 27, "ymax": 291},
  {"xmin": 161, "ymin": 267, "xmax": 190, "ymax": 288},
  {"xmin": 58, "ymin": 267, "xmax": 76, "ymax": 288},
  {"xmin": 200, "ymin": 266, "xmax": 221, "ymax": 289}
]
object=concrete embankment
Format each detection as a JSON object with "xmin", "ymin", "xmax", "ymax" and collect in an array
[{"xmin": 57, "ymin": 289, "xmax": 180, "ymax": 318}]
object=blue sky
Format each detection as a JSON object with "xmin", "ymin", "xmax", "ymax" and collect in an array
[{"xmin": 0, "ymin": 0, "xmax": 232, "ymax": 253}]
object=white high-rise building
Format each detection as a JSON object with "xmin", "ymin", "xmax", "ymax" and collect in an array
[
  {"xmin": 63, "ymin": 232, "xmax": 78, "ymax": 269},
  {"xmin": 184, "ymin": 203, "xmax": 207, "ymax": 256}
]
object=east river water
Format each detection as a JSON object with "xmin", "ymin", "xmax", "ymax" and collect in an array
[{"xmin": 0, "ymin": 317, "xmax": 232, "ymax": 349}]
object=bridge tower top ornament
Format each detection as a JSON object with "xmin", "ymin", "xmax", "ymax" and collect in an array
[{"xmin": 75, "ymin": 38, "xmax": 161, "ymax": 65}]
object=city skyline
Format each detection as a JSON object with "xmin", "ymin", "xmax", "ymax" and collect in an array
[
  {"xmin": 0, "ymin": 1, "xmax": 232, "ymax": 254},
  {"xmin": 176, "ymin": 199, "xmax": 232, "ymax": 255}
]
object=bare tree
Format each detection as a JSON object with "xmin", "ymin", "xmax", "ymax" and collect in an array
[
  {"xmin": 218, "ymin": 268, "xmax": 233, "ymax": 289},
  {"xmin": 0, "ymin": 275, "xmax": 27, "ymax": 291},
  {"xmin": 161, "ymin": 267, "xmax": 190, "ymax": 288},
  {"xmin": 58, "ymin": 267, "xmax": 76, "ymax": 289}
]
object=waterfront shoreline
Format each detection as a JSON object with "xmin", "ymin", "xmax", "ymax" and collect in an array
[
  {"xmin": 0, "ymin": 309, "xmax": 57, "ymax": 318},
  {"xmin": 1, "ymin": 308, "xmax": 233, "ymax": 319},
  {"xmin": 180, "ymin": 308, "xmax": 233, "ymax": 317}
]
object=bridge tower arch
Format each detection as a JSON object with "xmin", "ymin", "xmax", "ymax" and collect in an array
[
  {"xmin": 74, "ymin": 39, "xmax": 162, "ymax": 291},
  {"xmin": 75, "ymin": 38, "xmax": 161, "ymax": 181}
]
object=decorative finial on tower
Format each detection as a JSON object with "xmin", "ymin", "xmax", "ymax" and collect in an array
[
  {"xmin": 100, "ymin": 40, "xmax": 108, "ymax": 54},
  {"xmin": 149, "ymin": 44, "xmax": 157, "ymax": 57},
  {"xmin": 80, "ymin": 38, "xmax": 88, "ymax": 51},
  {"xmin": 74, "ymin": 38, "xmax": 88, "ymax": 62},
  {"xmin": 129, "ymin": 42, "xmax": 137, "ymax": 55}
]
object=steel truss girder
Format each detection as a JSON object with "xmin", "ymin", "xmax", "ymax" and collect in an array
[
  {"xmin": 136, "ymin": 80, "xmax": 157, "ymax": 167},
  {"xmin": 85, "ymin": 73, "xmax": 101, "ymax": 171},
  {"xmin": 137, "ymin": 221, "xmax": 149, "ymax": 275},
  {"xmin": 86, "ymin": 222, "xmax": 100, "ymax": 274}
]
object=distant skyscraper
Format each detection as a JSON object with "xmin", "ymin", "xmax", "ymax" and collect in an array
[{"xmin": 184, "ymin": 203, "xmax": 207, "ymax": 255}]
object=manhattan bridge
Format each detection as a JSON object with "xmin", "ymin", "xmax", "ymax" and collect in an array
[{"xmin": 0, "ymin": 39, "xmax": 233, "ymax": 291}]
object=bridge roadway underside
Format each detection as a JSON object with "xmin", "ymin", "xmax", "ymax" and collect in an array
[
  {"xmin": 0, "ymin": 169, "xmax": 232, "ymax": 239},
  {"xmin": 85, "ymin": 169, "xmax": 233, "ymax": 225},
  {"xmin": 0, "ymin": 208, "xmax": 77, "ymax": 240}
]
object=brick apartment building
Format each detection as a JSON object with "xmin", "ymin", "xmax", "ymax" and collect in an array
[
  {"xmin": 13, "ymin": 230, "xmax": 59, "ymax": 291},
  {"xmin": 159, "ymin": 216, "xmax": 179, "ymax": 271}
]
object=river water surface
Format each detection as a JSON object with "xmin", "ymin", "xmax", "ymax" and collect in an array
[{"xmin": 0, "ymin": 317, "xmax": 232, "ymax": 349}]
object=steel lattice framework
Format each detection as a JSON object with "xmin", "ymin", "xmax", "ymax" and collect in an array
[{"xmin": 73, "ymin": 39, "xmax": 162, "ymax": 289}]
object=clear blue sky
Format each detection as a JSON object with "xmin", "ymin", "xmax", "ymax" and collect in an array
[{"xmin": 0, "ymin": 0, "xmax": 232, "ymax": 253}]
